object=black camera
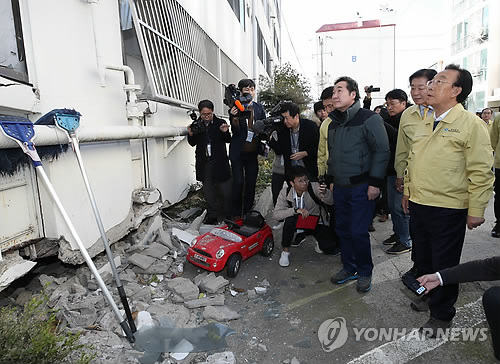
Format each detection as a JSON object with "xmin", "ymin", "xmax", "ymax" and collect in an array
[
  {"xmin": 187, "ymin": 110, "xmax": 205, "ymax": 135},
  {"xmin": 402, "ymin": 274, "xmax": 426, "ymax": 296},
  {"xmin": 253, "ymin": 101, "xmax": 291, "ymax": 138},
  {"xmin": 223, "ymin": 84, "xmax": 253, "ymax": 113},
  {"xmin": 366, "ymin": 85, "xmax": 381, "ymax": 93}
]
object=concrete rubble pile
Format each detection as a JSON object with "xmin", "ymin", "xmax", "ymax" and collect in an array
[{"xmin": 5, "ymin": 208, "xmax": 253, "ymax": 364}]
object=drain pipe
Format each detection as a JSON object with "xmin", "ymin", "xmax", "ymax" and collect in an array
[
  {"xmin": 104, "ymin": 64, "xmax": 142, "ymax": 126},
  {"xmin": 89, "ymin": 0, "xmax": 141, "ymax": 126},
  {"xmin": 0, "ymin": 125, "xmax": 187, "ymax": 149}
]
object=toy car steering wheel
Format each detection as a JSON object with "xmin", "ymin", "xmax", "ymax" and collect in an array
[{"xmin": 224, "ymin": 219, "xmax": 240, "ymax": 231}]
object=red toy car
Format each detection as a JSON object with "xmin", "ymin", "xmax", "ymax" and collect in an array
[{"xmin": 187, "ymin": 211, "xmax": 274, "ymax": 277}]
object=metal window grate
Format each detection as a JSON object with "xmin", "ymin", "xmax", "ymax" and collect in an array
[{"xmin": 130, "ymin": 0, "xmax": 247, "ymax": 115}]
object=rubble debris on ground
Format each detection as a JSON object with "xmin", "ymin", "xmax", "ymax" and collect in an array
[
  {"xmin": 0, "ymin": 187, "xmax": 276, "ymax": 363},
  {"xmin": 0, "ymin": 207, "xmax": 246, "ymax": 364},
  {"xmin": 0, "ymin": 251, "xmax": 37, "ymax": 293}
]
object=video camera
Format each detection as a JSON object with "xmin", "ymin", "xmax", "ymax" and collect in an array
[
  {"xmin": 253, "ymin": 100, "xmax": 291, "ymax": 138},
  {"xmin": 187, "ymin": 109, "xmax": 205, "ymax": 135},
  {"xmin": 366, "ymin": 85, "xmax": 381, "ymax": 93},
  {"xmin": 223, "ymin": 84, "xmax": 253, "ymax": 113}
]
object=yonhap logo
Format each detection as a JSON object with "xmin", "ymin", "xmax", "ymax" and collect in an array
[{"xmin": 317, "ymin": 317, "xmax": 348, "ymax": 352}]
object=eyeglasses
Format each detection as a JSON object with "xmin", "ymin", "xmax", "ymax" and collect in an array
[
  {"xmin": 427, "ymin": 79, "xmax": 454, "ymax": 87},
  {"xmin": 200, "ymin": 112, "xmax": 213, "ymax": 117}
]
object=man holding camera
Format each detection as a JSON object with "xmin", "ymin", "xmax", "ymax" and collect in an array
[
  {"xmin": 268, "ymin": 102, "xmax": 319, "ymax": 181},
  {"xmin": 188, "ymin": 100, "xmax": 232, "ymax": 224},
  {"xmin": 228, "ymin": 79, "xmax": 266, "ymax": 218}
]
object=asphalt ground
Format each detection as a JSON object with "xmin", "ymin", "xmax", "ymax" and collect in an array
[{"xmin": 184, "ymin": 192, "xmax": 499, "ymax": 364}]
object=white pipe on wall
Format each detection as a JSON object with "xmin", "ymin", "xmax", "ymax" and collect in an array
[{"xmin": 0, "ymin": 125, "xmax": 188, "ymax": 149}]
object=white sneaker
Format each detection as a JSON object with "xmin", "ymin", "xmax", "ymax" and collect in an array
[
  {"xmin": 272, "ymin": 222, "xmax": 283, "ymax": 230},
  {"xmin": 279, "ymin": 251, "xmax": 290, "ymax": 267},
  {"xmin": 314, "ymin": 241, "xmax": 324, "ymax": 254}
]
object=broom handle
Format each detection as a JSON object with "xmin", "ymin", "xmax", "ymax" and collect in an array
[
  {"xmin": 35, "ymin": 166, "xmax": 135, "ymax": 343},
  {"xmin": 70, "ymin": 136, "xmax": 136, "ymax": 333}
]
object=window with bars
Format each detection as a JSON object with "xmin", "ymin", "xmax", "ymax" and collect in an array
[{"xmin": 127, "ymin": 0, "xmax": 246, "ymax": 115}]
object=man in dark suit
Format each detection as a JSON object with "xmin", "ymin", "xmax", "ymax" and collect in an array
[
  {"xmin": 268, "ymin": 102, "xmax": 319, "ymax": 181},
  {"xmin": 188, "ymin": 100, "xmax": 232, "ymax": 224}
]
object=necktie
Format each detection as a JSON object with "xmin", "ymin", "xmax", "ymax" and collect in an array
[
  {"xmin": 422, "ymin": 107, "xmax": 429, "ymax": 120},
  {"xmin": 433, "ymin": 118, "xmax": 440, "ymax": 130}
]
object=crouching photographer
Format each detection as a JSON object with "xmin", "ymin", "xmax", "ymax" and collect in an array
[
  {"xmin": 273, "ymin": 166, "xmax": 340, "ymax": 267},
  {"xmin": 187, "ymin": 100, "xmax": 231, "ymax": 224}
]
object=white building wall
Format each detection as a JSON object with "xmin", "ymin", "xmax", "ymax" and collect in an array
[
  {"xmin": 0, "ymin": 0, "xmax": 280, "ymax": 257},
  {"xmin": 320, "ymin": 25, "xmax": 396, "ymax": 106}
]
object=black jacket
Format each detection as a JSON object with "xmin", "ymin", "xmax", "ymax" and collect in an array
[
  {"xmin": 440, "ymin": 256, "xmax": 500, "ymax": 285},
  {"xmin": 229, "ymin": 102, "xmax": 266, "ymax": 160},
  {"xmin": 187, "ymin": 115, "xmax": 231, "ymax": 183},
  {"xmin": 268, "ymin": 118, "xmax": 319, "ymax": 179},
  {"xmin": 384, "ymin": 121, "xmax": 398, "ymax": 177}
]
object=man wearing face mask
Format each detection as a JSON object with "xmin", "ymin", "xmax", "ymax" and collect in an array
[{"xmin": 228, "ymin": 79, "xmax": 266, "ymax": 219}]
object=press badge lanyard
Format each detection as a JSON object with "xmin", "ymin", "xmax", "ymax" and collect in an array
[
  {"xmin": 293, "ymin": 189, "xmax": 304, "ymax": 209},
  {"xmin": 205, "ymin": 121, "xmax": 212, "ymax": 157},
  {"xmin": 245, "ymin": 108, "xmax": 255, "ymax": 143}
]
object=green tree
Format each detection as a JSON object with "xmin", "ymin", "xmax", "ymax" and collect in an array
[{"xmin": 258, "ymin": 63, "xmax": 312, "ymax": 113}]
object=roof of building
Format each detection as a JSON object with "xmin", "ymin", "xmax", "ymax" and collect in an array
[{"xmin": 316, "ymin": 19, "xmax": 395, "ymax": 33}]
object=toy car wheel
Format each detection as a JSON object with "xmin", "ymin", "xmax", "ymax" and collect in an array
[
  {"xmin": 260, "ymin": 237, "xmax": 274, "ymax": 257},
  {"xmin": 226, "ymin": 254, "xmax": 242, "ymax": 278}
]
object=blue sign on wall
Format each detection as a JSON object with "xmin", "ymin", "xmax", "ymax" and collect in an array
[{"xmin": 352, "ymin": 56, "xmax": 357, "ymax": 62}]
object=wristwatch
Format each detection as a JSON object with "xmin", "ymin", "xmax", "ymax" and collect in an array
[{"xmin": 294, "ymin": 207, "xmax": 298, "ymax": 214}]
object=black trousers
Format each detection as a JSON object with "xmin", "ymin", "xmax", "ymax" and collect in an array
[
  {"xmin": 281, "ymin": 215, "xmax": 338, "ymax": 253},
  {"xmin": 410, "ymin": 201, "xmax": 467, "ymax": 321},
  {"xmin": 271, "ymin": 172, "xmax": 286, "ymax": 206},
  {"xmin": 494, "ymin": 168, "xmax": 500, "ymax": 223},
  {"xmin": 483, "ymin": 286, "xmax": 500, "ymax": 360},
  {"xmin": 231, "ymin": 153, "xmax": 258, "ymax": 217},
  {"xmin": 202, "ymin": 162, "xmax": 231, "ymax": 220}
]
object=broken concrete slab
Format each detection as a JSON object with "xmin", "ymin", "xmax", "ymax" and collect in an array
[
  {"xmin": 172, "ymin": 228, "xmax": 197, "ymax": 246},
  {"xmin": 203, "ymin": 306, "xmax": 240, "ymax": 321},
  {"xmin": 131, "ymin": 258, "xmax": 173, "ymax": 274},
  {"xmin": 142, "ymin": 242, "xmax": 170, "ymax": 259},
  {"xmin": 132, "ymin": 188, "xmax": 161, "ymax": 205},
  {"xmin": 96, "ymin": 256, "xmax": 121, "ymax": 277},
  {"xmin": 0, "ymin": 251, "xmax": 37, "ymax": 293},
  {"xmin": 178, "ymin": 207, "xmax": 202, "ymax": 220},
  {"xmin": 200, "ymin": 351, "xmax": 236, "ymax": 364},
  {"xmin": 193, "ymin": 271, "xmax": 211, "ymax": 287},
  {"xmin": 184, "ymin": 294, "xmax": 225, "ymax": 309},
  {"xmin": 198, "ymin": 272, "xmax": 229, "ymax": 294},
  {"xmin": 147, "ymin": 302, "xmax": 191, "ymax": 327},
  {"xmin": 166, "ymin": 277, "xmax": 199, "ymax": 301},
  {"xmin": 127, "ymin": 253, "xmax": 156, "ymax": 270},
  {"xmin": 186, "ymin": 210, "xmax": 207, "ymax": 235}
]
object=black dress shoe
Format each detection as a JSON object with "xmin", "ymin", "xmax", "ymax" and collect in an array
[{"xmin": 492, "ymin": 224, "xmax": 500, "ymax": 238}]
